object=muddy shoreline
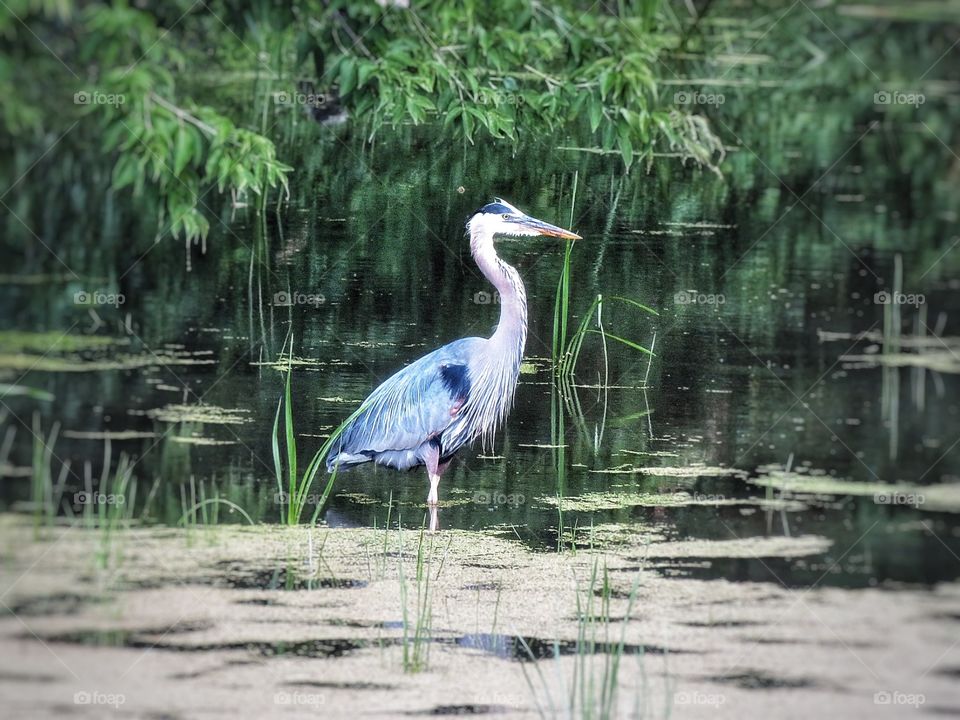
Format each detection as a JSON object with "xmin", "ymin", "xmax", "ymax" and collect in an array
[{"xmin": 1, "ymin": 516, "xmax": 957, "ymax": 718}]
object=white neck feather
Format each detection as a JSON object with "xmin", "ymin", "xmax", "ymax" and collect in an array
[
  {"xmin": 469, "ymin": 218, "xmax": 528, "ymax": 354},
  {"xmin": 460, "ymin": 216, "xmax": 528, "ymax": 448}
]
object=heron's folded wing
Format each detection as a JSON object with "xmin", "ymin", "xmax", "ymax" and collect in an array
[{"xmin": 334, "ymin": 340, "xmax": 476, "ymax": 457}]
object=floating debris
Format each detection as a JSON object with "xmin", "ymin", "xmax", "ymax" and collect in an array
[
  {"xmin": 750, "ymin": 466, "xmax": 960, "ymax": 513},
  {"xmin": 840, "ymin": 351, "xmax": 960, "ymax": 374},
  {"xmin": 0, "ymin": 334, "xmax": 217, "ymax": 373},
  {"xmin": 0, "ymin": 383, "xmax": 54, "ymax": 401},
  {"xmin": 251, "ymin": 355, "xmax": 352, "ymax": 370},
  {"xmin": 818, "ymin": 329, "xmax": 960, "ymax": 350},
  {"xmin": 342, "ymin": 340, "xmax": 425, "ymax": 349},
  {"xmin": 0, "ymin": 353, "xmax": 216, "ymax": 372},
  {"xmin": 0, "ymin": 331, "xmax": 126, "ymax": 353},
  {"xmin": 337, "ymin": 493, "xmax": 380, "ymax": 505},
  {"xmin": 539, "ymin": 491, "xmax": 803, "ymax": 512},
  {"xmin": 541, "ymin": 492, "xmax": 703, "ymax": 511},
  {"xmin": 0, "ymin": 463, "xmax": 32, "ymax": 478},
  {"xmin": 169, "ymin": 436, "xmax": 238, "ymax": 446},
  {"xmin": 62, "ymin": 430, "xmax": 158, "ymax": 440},
  {"xmin": 662, "ymin": 221, "xmax": 737, "ymax": 228},
  {"xmin": 629, "ymin": 228, "xmax": 716, "ymax": 237},
  {"xmin": 816, "ymin": 328, "xmax": 960, "ymax": 373},
  {"xmin": 143, "ymin": 404, "xmax": 253, "ymax": 425},
  {"xmin": 0, "ymin": 273, "xmax": 76, "ymax": 285},
  {"xmin": 620, "ymin": 449, "xmax": 681, "ymax": 458},
  {"xmin": 590, "ymin": 464, "xmax": 746, "ymax": 478}
]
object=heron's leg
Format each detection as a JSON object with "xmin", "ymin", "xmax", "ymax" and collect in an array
[
  {"xmin": 426, "ymin": 458, "xmax": 452, "ymax": 505},
  {"xmin": 427, "ymin": 472, "xmax": 441, "ymax": 505},
  {"xmin": 424, "ymin": 443, "xmax": 442, "ymax": 506}
]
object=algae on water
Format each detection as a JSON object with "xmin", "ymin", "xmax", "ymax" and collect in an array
[
  {"xmin": 144, "ymin": 404, "xmax": 253, "ymax": 425},
  {"xmin": 590, "ymin": 464, "xmax": 747, "ymax": 478},
  {"xmin": 0, "ymin": 331, "xmax": 126, "ymax": 353},
  {"xmin": 750, "ymin": 465, "xmax": 960, "ymax": 513}
]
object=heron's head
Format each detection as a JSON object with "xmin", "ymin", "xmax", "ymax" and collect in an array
[{"xmin": 467, "ymin": 198, "xmax": 581, "ymax": 241}]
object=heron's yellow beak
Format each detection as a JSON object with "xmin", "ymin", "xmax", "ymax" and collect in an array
[{"xmin": 515, "ymin": 215, "xmax": 582, "ymax": 240}]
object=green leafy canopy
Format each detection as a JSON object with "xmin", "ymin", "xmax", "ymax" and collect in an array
[{"xmin": 3, "ymin": 0, "xmax": 724, "ymax": 245}]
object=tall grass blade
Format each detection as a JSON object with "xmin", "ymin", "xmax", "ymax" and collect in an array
[{"xmin": 587, "ymin": 330, "xmax": 654, "ymax": 356}]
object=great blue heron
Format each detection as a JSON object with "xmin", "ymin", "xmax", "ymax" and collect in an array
[{"xmin": 326, "ymin": 199, "xmax": 581, "ymax": 527}]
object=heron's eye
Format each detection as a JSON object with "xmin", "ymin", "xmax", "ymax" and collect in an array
[{"xmin": 502, "ymin": 213, "xmax": 511, "ymax": 220}]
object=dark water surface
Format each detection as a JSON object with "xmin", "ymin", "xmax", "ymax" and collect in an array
[{"xmin": 3, "ymin": 18, "xmax": 960, "ymax": 590}]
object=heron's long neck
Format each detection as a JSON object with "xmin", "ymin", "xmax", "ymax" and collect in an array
[{"xmin": 470, "ymin": 229, "xmax": 527, "ymax": 359}]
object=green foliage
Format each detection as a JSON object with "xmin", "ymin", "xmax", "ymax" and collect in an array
[
  {"xmin": 2, "ymin": 1, "xmax": 291, "ymax": 245},
  {"xmin": 102, "ymin": 82, "xmax": 292, "ymax": 244},
  {"xmin": 304, "ymin": 0, "xmax": 724, "ymax": 169},
  {"xmin": 2, "ymin": 0, "xmax": 729, "ymax": 254},
  {"xmin": 7, "ymin": 0, "xmax": 953, "ymax": 267}
]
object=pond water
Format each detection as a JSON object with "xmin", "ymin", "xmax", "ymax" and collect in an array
[{"xmin": 3, "ymin": 52, "xmax": 959, "ymax": 593}]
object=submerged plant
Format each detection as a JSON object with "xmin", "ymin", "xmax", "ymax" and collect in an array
[
  {"xmin": 177, "ymin": 474, "xmax": 254, "ymax": 530},
  {"xmin": 368, "ymin": 490, "xmax": 395, "ymax": 581},
  {"xmin": 271, "ymin": 336, "xmax": 370, "ymax": 525},
  {"xmin": 552, "ymin": 174, "xmax": 657, "ymax": 378},
  {"xmin": 95, "ymin": 453, "xmax": 136, "ymax": 571},
  {"xmin": 520, "ymin": 560, "xmax": 642, "ymax": 719},
  {"xmin": 273, "ymin": 347, "xmax": 336, "ymax": 526},
  {"xmin": 29, "ymin": 414, "xmax": 64, "ymax": 534},
  {"xmin": 398, "ymin": 524, "xmax": 434, "ymax": 673},
  {"xmin": 550, "ymin": 179, "xmax": 657, "ymax": 454}
]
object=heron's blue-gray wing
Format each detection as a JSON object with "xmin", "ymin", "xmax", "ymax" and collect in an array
[{"xmin": 327, "ymin": 338, "xmax": 480, "ymax": 470}]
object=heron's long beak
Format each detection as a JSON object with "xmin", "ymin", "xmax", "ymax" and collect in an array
[{"xmin": 514, "ymin": 215, "xmax": 582, "ymax": 240}]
